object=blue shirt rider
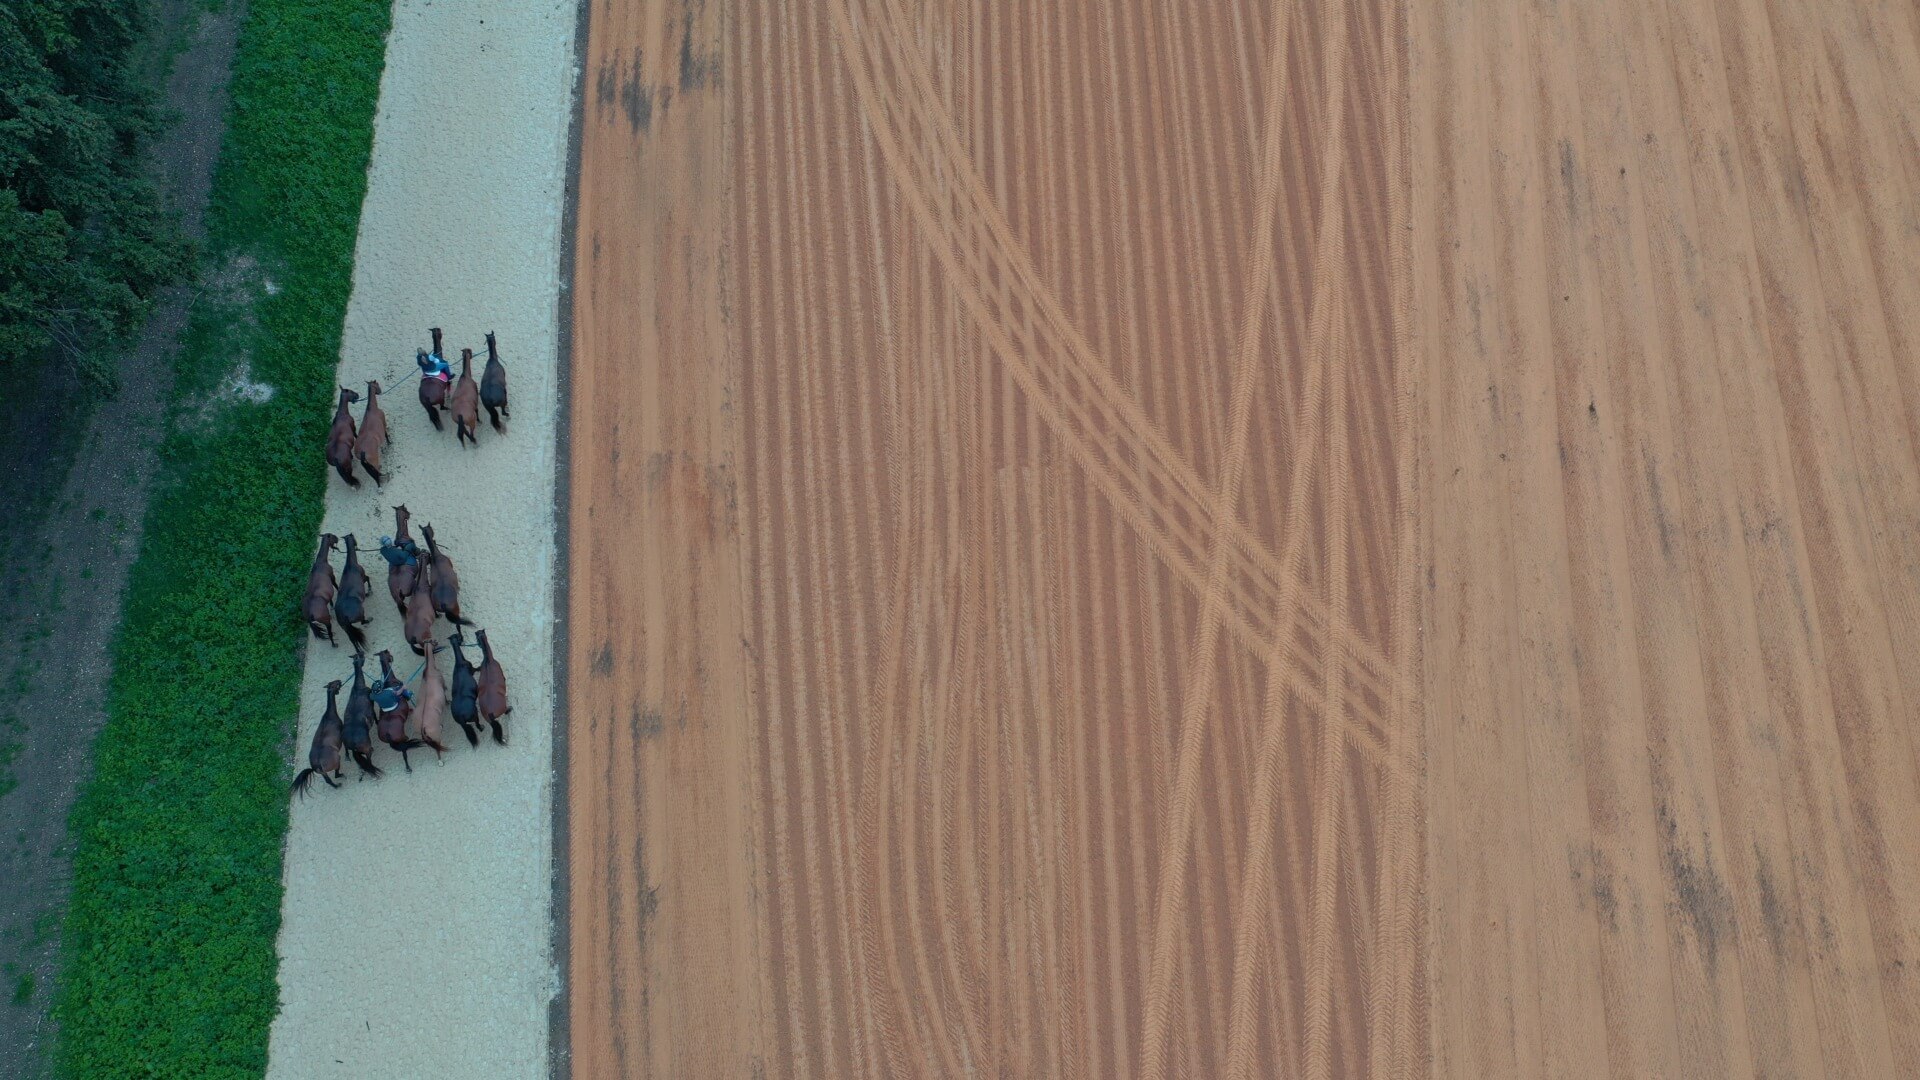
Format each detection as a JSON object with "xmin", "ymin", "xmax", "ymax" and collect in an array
[
  {"xmin": 372, "ymin": 682, "xmax": 413, "ymax": 713},
  {"xmin": 379, "ymin": 534, "xmax": 420, "ymax": 569},
  {"xmin": 416, "ymin": 347, "xmax": 451, "ymax": 383}
]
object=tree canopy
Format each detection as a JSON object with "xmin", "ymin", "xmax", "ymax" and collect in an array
[{"xmin": 0, "ymin": 0, "xmax": 188, "ymax": 384}]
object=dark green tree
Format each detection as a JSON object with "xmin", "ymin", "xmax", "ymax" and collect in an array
[{"xmin": 0, "ymin": 0, "xmax": 188, "ymax": 385}]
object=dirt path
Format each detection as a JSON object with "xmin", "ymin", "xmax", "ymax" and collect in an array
[
  {"xmin": 0, "ymin": 4, "xmax": 240, "ymax": 1073},
  {"xmin": 566, "ymin": 0, "xmax": 1416, "ymax": 1074},
  {"xmin": 1420, "ymin": 0, "xmax": 1920, "ymax": 1074},
  {"xmin": 264, "ymin": 3, "xmax": 577, "ymax": 1076}
]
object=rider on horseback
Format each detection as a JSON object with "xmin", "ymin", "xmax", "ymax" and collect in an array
[
  {"xmin": 379, "ymin": 533, "xmax": 420, "ymax": 568},
  {"xmin": 417, "ymin": 347, "xmax": 451, "ymax": 383}
]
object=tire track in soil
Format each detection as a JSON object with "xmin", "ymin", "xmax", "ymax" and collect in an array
[{"xmin": 570, "ymin": 0, "xmax": 1419, "ymax": 1074}]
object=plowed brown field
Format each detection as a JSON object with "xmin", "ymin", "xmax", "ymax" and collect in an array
[{"xmin": 567, "ymin": 0, "xmax": 1920, "ymax": 1075}]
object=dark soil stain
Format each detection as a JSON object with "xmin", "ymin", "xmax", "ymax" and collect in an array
[
  {"xmin": 1644, "ymin": 451, "xmax": 1676, "ymax": 561},
  {"xmin": 678, "ymin": 1, "xmax": 719, "ymax": 92},
  {"xmin": 596, "ymin": 48, "xmax": 653, "ymax": 133},
  {"xmin": 1560, "ymin": 139, "xmax": 1582, "ymax": 221},
  {"xmin": 1754, "ymin": 845, "xmax": 1789, "ymax": 962},
  {"xmin": 1589, "ymin": 846, "xmax": 1620, "ymax": 932},
  {"xmin": 1656, "ymin": 799, "xmax": 1735, "ymax": 969}
]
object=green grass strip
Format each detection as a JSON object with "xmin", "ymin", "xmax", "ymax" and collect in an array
[{"xmin": 54, "ymin": 1, "xmax": 393, "ymax": 1075}]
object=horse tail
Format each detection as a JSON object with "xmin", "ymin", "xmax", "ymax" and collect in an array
[
  {"xmin": 352, "ymin": 750, "xmax": 383, "ymax": 779},
  {"xmin": 487, "ymin": 718, "xmax": 507, "ymax": 746},
  {"xmin": 421, "ymin": 735, "xmax": 450, "ymax": 757},
  {"xmin": 457, "ymin": 719, "xmax": 480, "ymax": 748},
  {"xmin": 343, "ymin": 621, "xmax": 366, "ymax": 649},
  {"xmin": 335, "ymin": 460, "xmax": 360, "ymax": 488},
  {"xmin": 292, "ymin": 768, "xmax": 315, "ymax": 797},
  {"xmin": 308, "ymin": 619, "xmax": 333, "ymax": 644}
]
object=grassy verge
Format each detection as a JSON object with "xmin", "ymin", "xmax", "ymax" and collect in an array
[{"xmin": 53, "ymin": 0, "xmax": 393, "ymax": 1074}]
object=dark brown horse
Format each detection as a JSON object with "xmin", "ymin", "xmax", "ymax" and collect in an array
[
  {"xmin": 303, "ymin": 533, "xmax": 340, "ymax": 645},
  {"xmin": 342, "ymin": 652, "xmax": 383, "ymax": 779},
  {"xmin": 325, "ymin": 386, "xmax": 362, "ymax": 487},
  {"xmin": 451, "ymin": 348, "xmax": 481, "ymax": 447},
  {"xmin": 421, "ymin": 523, "xmax": 471, "ymax": 626},
  {"xmin": 480, "ymin": 331, "xmax": 509, "ymax": 433},
  {"xmin": 417, "ymin": 349, "xmax": 447, "ymax": 429},
  {"xmin": 386, "ymin": 505, "xmax": 419, "ymax": 617},
  {"xmin": 333, "ymin": 534, "xmax": 372, "ymax": 649},
  {"xmin": 354, "ymin": 379, "xmax": 389, "ymax": 486},
  {"xmin": 375, "ymin": 650, "xmax": 424, "ymax": 772},
  {"xmin": 474, "ymin": 628, "xmax": 511, "ymax": 745},
  {"xmin": 292, "ymin": 680, "xmax": 346, "ymax": 796},
  {"xmin": 414, "ymin": 639, "xmax": 452, "ymax": 759},
  {"xmin": 447, "ymin": 633, "xmax": 482, "ymax": 748}
]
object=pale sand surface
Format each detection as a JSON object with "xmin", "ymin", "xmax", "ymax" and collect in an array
[{"xmin": 267, "ymin": 2, "xmax": 576, "ymax": 1076}]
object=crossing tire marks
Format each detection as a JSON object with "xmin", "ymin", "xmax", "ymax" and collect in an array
[{"xmin": 569, "ymin": 0, "xmax": 1418, "ymax": 1074}]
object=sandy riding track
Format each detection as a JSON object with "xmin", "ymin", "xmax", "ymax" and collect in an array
[
  {"xmin": 270, "ymin": 3, "xmax": 576, "ymax": 1076},
  {"xmin": 569, "ymin": 0, "xmax": 1920, "ymax": 1075},
  {"xmin": 568, "ymin": 0, "xmax": 1416, "ymax": 1074}
]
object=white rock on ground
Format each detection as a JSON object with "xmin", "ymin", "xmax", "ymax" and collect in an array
[{"xmin": 268, "ymin": 2, "xmax": 576, "ymax": 1076}]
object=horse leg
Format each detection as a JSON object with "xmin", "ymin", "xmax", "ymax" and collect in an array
[{"xmin": 487, "ymin": 717, "xmax": 506, "ymax": 746}]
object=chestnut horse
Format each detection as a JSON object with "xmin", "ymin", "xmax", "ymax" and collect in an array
[
  {"xmin": 325, "ymin": 386, "xmax": 362, "ymax": 487},
  {"xmin": 303, "ymin": 533, "xmax": 340, "ymax": 644}
]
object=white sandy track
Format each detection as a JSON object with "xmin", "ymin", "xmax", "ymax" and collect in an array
[{"xmin": 267, "ymin": 2, "xmax": 576, "ymax": 1077}]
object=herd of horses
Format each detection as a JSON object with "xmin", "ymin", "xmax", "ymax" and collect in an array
[
  {"xmin": 294, "ymin": 330, "xmax": 514, "ymax": 796},
  {"xmin": 324, "ymin": 327, "xmax": 509, "ymax": 489}
]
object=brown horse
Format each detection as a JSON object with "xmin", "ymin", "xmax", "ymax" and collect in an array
[
  {"xmin": 354, "ymin": 379, "xmax": 389, "ymax": 486},
  {"xmin": 421, "ymin": 523, "xmax": 471, "ymax": 626},
  {"xmin": 480, "ymin": 331, "xmax": 509, "ymax": 433},
  {"xmin": 325, "ymin": 386, "xmax": 362, "ymax": 487},
  {"xmin": 292, "ymin": 680, "xmax": 346, "ymax": 796},
  {"xmin": 333, "ymin": 534, "xmax": 372, "ymax": 649},
  {"xmin": 404, "ymin": 557, "xmax": 437, "ymax": 656},
  {"xmin": 451, "ymin": 348, "xmax": 481, "ymax": 447},
  {"xmin": 342, "ymin": 652, "xmax": 383, "ymax": 780},
  {"xmin": 375, "ymin": 650, "xmax": 424, "ymax": 772},
  {"xmin": 303, "ymin": 533, "xmax": 340, "ymax": 645},
  {"xmin": 386, "ymin": 505, "xmax": 418, "ymax": 616},
  {"xmin": 448, "ymin": 633, "xmax": 482, "ymax": 748},
  {"xmin": 475, "ymin": 628, "xmax": 512, "ymax": 746},
  {"xmin": 417, "ymin": 349, "xmax": 447, "ymax": 429},
  {"xmin": 414, "ymin": 639, "xmax": 452, "ymax": 759}
]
